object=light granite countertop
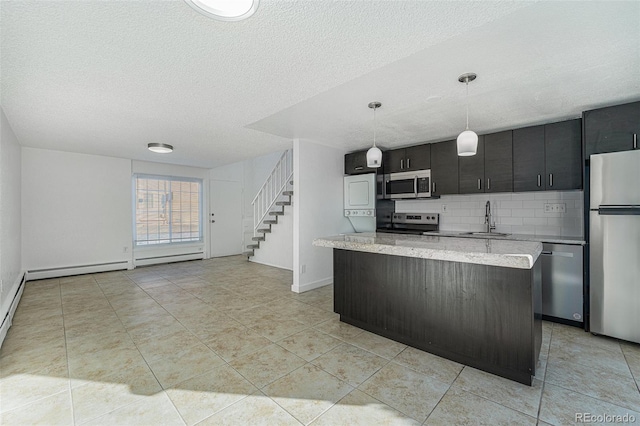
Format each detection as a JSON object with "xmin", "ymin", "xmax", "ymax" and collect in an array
[
  {"xmin": 422, "ymin": 231, "xmax": 585, "ymax": 245},
  {"xmin": 313, "ymin": 232, "xmax": 542, "ymax": 269}
]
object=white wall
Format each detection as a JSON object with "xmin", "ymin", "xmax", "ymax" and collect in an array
[
  {"xmin": 293, "ymin": 139, "xmax": 351, "ymax": 293},
  {"xmin": 0, "ymin": 108, "xmax": 23, "ymax": 327},
  {"xmin": 396, "ymin": 190, "xmax": 584, "ymax": 237},
  {"xmin": 251, "ymin": 204, "xmax": 293, "ymax": 270},
  {"xmin": 22, "ymin": 148, "xmax": 133, "ymax": 274}
]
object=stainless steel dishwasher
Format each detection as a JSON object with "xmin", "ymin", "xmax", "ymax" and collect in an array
[{"xmin": 541, "ymin": 243, "xmax": 584, "ymax": 325}]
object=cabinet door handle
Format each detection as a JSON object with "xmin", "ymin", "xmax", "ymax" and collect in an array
[
  {"xmin": 549, "ymin": 173, "xmax": 553, "ymax": 187},
  {"xmin": 354, "ymin": 166, "xmax": 363, "ymax": 171},
  {"xmin": 634, "ymin": 133, "xmax": 638, "ymax": 149},
  {"xmin": 537, "ymin": 174, "xmax": 541, "ymax": 187},
  {"xmin": 407, "ymin": 158, "xmax": 410, "ymax": 169},
  {"xmin": 432, "ymin": 181, "xmax": 436, "ymax": 193},
  {"xmin": 477, "ymin": 178, "xmax": 482, "ymax": 190},
  {"xmin": 487, "ymin": 178, "xmax": 491, "ymax": 190},
  {"xmin": 400, "ymin": 159, "xmax": 404, "ymax": 170}
]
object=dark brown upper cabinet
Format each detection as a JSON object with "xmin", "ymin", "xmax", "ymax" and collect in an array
[
  {"xmin": 584, "ymin": 101, "xmax": 640, "ymax": 157},
  {"xmin": 484, "ymin": 130, "xmax": 513, "ymax": 193},
  {"xmin": 344, "ymin": 150, "xmax": 381, "ymax": 175},
  {"xmin": 513, "ymin": 120, "xmax": 582, "ymax": 192},
  {"xmin": 544, "ymin": 119, "xmax": 582, "ymax": 190},
  {"xmin": 513, "ymin": 125, "xmax": 546, "ymax": 192},
  {"xmin": 430, "ymin": 140, "xmax": 459, "ymax": 195},
  {"xmin": 383, "ymin": 144, "xmax": 431, "ymax": 173},
  {"xmin": 458, "ymin": 136, "xmax": 485, "ymax": 194}
]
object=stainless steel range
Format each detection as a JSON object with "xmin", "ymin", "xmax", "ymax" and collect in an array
[{"xmin": 377, "ymin": 212, "xmax": 439, "ymax": 235}]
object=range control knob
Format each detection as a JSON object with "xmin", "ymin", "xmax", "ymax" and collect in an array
[{"xmin": 345, "ymin": 210, "xmax": 350, "ymax": 216}]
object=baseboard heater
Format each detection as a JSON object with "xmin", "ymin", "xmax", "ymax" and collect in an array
[
  {"xmin": 0, "ymin": 273, "xmax": 26, "ymax": 349},
  {"xmin": 26, "ymin": 260, "xmax": 130, "ymax": 281},
  {"xmin": 134, "ymin": 251, "xmax": 204, "ymax": 267}
]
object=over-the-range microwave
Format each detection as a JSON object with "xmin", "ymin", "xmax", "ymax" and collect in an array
[{"xmin": 384, "ymin": 170, "xmax": 431, "ymax": 199}]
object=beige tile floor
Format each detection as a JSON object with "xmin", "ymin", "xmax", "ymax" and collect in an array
[{"xmin": 1, "ymin": 255, "xmax": 639, "ymax": 425}]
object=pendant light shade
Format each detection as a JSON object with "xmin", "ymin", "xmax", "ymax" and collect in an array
[
  {"xmin": 457, "ymin": 73, "xmax": 478, "ymax": 157},
  {"xmin": 457, "ymin": 130, "xmax": 478, "ymax": 156},
  {"xmin": 366, "ymin": 146, "xmax": 382, "ymax": 168},
  {"xmin": 367, "ymin": 101, "xmax": 382, "ymax": 168}
]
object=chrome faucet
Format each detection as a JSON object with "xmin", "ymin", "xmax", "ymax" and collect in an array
[{"xmin": 485, "ymin": 201, "xmax": 496, "ymax": 233}]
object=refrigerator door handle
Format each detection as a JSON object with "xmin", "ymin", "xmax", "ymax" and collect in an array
[{"xmin": 598, "ymin": 206, "xmax": 640, "ymax": 215}]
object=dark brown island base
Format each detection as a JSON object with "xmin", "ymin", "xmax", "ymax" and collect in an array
[{"xmin": 314, "ymin": 233, "xmax": 543, "ymax": 386}]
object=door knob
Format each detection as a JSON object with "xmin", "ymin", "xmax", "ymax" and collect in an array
[
  {"xmin": 211, "ymin": 220, "xmax": 215, "ymax": 223},
  {"xmin": 211, "ymin": 213, "xmax": 215, "ymax": 216}
]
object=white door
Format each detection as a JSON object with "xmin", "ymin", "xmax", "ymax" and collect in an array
[{"xmin": 209, "ymin": 180, "xmax": 243, "ymax": 257}]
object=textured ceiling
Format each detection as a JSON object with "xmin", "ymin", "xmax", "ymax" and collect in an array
[{"xmin": 1, "ymin": 1, "xmax": 639, "ymax": 168}]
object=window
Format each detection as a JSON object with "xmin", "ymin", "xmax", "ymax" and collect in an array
[{"xmin": 134, "ymin": 175, "xmax": 203, "ymax": 246}]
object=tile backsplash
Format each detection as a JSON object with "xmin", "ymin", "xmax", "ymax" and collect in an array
[{"xmin": 395, "ymin": 191, "xmax": 584, "ymax": 237}]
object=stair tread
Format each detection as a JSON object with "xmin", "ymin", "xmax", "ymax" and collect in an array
[
  {"xmin": 269, "ymin": 211, "xmax": 284, "ymax": 216},
  {"xmin": 275, "ymin": 201, "xmax": 291, "ymax": 206},
  {"xmin": 246, "ymin": 244, "xmax": 259, "ymax": 249},
  {"xmin": 252, "ymin": 236, "xmax": 265, "ymax": 241},
  {"xmin": 282, "ymin": 190, "xmax": 293, "ymax": 196},
  {"xmin": 256, "ymin": 228, "xmax": 271, "ymax": 233},
  {"xmin": 263, "ymin": 219, "xmax": 277, "ymax": 224}
]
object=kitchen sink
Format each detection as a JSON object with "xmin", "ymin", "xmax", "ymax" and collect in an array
[{"xmin": 460, "ymin": 232, "xmax": 511, "ymax": 237}]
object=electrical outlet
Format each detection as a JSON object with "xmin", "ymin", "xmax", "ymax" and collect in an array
[
  {"xmin": 544, "ymin": 203, "xmax": 566, "ymax": 213},
  {"xmin": 442, "ymin": 204, "xmax": 448, "ymax": 213},
  {"xmin": 300, "ymin": 264, "xmax": 306, "ymax": 274}
]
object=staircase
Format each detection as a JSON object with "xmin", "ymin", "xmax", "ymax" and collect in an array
[{"xmin": 246, "ymin": 149, "xmax": 293, "ymax": 258}]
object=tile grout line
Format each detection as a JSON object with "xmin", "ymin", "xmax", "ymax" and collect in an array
[
  {"xmin": 58, "ymin": 278, "xmax": 77, "ymax": 426},
  {"xmin": 420, "ymin": 363, "xmax": 466, "ymax": 425},
  {"xmin": 88, "ymin": 274, "xmax": 179, "ymax": 425},
  {"xmin": 544, "ymin": 324, "xmax": 640, "ymax": 416},
  {"xmin": 536, "ymin": 324, "xmax": 554, "ymax": 425}
]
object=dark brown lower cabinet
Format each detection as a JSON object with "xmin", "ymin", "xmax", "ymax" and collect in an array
[{"xmin": 333, "ymin": 249, "xmax": 542, "ymax": 385}]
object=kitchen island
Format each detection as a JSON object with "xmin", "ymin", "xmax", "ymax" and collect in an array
[{"xmin": 313, "ymin": 232, "xmax": 543, "ymax": 385}]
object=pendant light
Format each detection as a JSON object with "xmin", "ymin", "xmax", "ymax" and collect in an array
[
  {"xmin": 366, "ymin": 101, "xmax": 383, "ymax": 168},
  {"xmin": 457, "ymin": 73, "xmax": 478, "ymax": 156}
]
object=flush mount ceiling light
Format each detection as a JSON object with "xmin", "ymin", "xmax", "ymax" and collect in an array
[
  {"xmin": 148, "ymin": 143, "xmax": 173, "ymax": 154},
  {"xmin": 457, "ymin": 73, "xmax": 478, "ymax": 157},
  {"xmin": 366, "ymin": 101, "xmax": 383, "ymax": 168},
  {"xmin": 184, "ymin": 0, "xmax": 259, "ymax": 21}
]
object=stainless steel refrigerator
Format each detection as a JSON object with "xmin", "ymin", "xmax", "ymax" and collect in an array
[{"xmin": 589, "ymin": 149, "xmax": 640, "ymax": 343}]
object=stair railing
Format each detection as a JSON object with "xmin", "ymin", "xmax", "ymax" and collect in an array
[{"xmin": 252, "ymin": 149, "xmax": 293, "ymax": 236}]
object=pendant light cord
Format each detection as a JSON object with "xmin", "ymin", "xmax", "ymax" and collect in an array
[
  {"xmin": 373, "ymin": 106, "xmax": 377, "ymax": 148},
  {"xmin": 465, "ymin": 78, "xmax": 470, "ymax": 131}
]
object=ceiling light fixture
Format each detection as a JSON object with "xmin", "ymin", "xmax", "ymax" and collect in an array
[
  {"xmin": 457, "ymin": 73, "xmax": 478, "ymax": 157},
  {"xmin": 366, "ymin": 101, "xmax": 383, "ymax": 168},
  {"xmin": 148, "ymin": 143, "xmax": 174, "ymax": 154},
  {"xmin": 184, "ymin": 0, "xmax": 259, "ymax": 21}
]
